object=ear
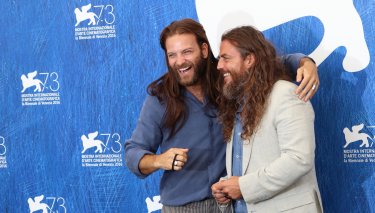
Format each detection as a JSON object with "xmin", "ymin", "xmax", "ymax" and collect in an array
[
  {"xmin": 201, "ymin": 43, "xmax": 209, "ymax": 59},
  {"xmin": 244, "ymin": 53, "xmax": 256, "ymax": 69}
]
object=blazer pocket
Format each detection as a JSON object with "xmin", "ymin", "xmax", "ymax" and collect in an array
[{"xmin": 275, "ymin": 190, "xmax": 320, "ymax": 212}]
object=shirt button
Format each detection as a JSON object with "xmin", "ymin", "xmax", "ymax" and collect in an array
[{"xmin": 236, "ymin": 155, "xmax": 239, "ymax": 158}]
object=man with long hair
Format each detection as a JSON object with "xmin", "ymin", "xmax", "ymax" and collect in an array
[
  {"xmin": 125, "ymin": 19, "xmax": 319, "ymax": 212},
  {"xmin": 212, "ymin": 26, "xmax": 323, "ymax": 212}
]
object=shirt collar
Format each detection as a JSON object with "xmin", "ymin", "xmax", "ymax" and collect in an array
[{"xmin": 184, "ymin": 89, "xmax": 209, "ymax": 106}]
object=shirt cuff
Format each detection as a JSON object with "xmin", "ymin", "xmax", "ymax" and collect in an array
[{"xmin": 126, "ymin": 148, "xmax": 153, "ymax": 179}]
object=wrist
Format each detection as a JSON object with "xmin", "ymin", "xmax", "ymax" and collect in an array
[
  {"xmin": 300, "ymin": 56, "xmax": 315, "ymax": 66},
  {"xmin": 139, "ymin": 154, "xmax": 159, "ymax": 175},
  {"xmin": 150, "ymin": 154, "xmax": 160, "ymax": 169}
]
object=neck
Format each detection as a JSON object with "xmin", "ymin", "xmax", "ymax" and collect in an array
[{"xmin": 186, "ymin": 84, "xmax": 204, "ymax": 102}]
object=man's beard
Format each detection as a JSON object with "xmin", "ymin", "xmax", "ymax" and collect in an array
[
  {"xmin": 172, "ymin": 57, "xmax": 207, "ymax": 87},
  {"xmin": 222, "ymin": 70, "xmax": 250, "ymax": 101}
]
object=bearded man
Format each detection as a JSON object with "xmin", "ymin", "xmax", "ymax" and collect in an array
[{"xmin": 212, "ymin": 26, "xmax": 323, "ymax": 213}]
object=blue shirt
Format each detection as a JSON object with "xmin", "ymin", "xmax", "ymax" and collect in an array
[
  {"xmin": 232, "ymin": 114, "xmax": 247, "ymax": 213},
  {"xmin": 125, "ymin": 91, "xmax": 227, "ymax": 206}
]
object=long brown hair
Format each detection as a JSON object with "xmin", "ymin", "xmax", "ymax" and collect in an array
[
  {"xmin": 218, "ymin": 26, "xmax": 292, "ymax": 141},
  {"xmin": 148, "ymin": 18, "xmax": 219, "ymax": 138}
]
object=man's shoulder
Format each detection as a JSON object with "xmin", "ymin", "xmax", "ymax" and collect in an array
[
  {"xmin": 270, "ymin": 80, "xmax": 309, "ymax": 104},
  {"xmin": 139, "ymin": 95, "xmax": 166, "ymax": 123},
  {"xmin": 270, "ymin": 80, "xmax": 297, "ymax": 98},
  {"xmin": 273, "ymin": 80, "xmax": 296, "ymax": 90},
  {"xmin": 143, "ymin": 95, "xmax": 164, "ymax": 109},
  {"xmin": 269, "ymin": 80, "xmax": 313, "ymax": 113}
]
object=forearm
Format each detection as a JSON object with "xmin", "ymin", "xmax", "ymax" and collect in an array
[
  {"xmin": 124, "ymin": 96, "xmax": 164, "ymax": 177},
  {"xmin": 138, "ymin": 148, "xmax": 189, "ymax": 174},
  {"xmin": 138, "ymin": 154, "xmax": 160, "ymax": 175}
]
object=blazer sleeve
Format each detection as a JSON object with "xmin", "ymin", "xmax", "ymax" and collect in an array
[{"xmin": 239, "ymin": 82, "xmax": 316, "ymax": 204}]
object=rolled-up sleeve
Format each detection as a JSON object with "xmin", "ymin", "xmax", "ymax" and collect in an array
[{"xmin": 125, "ymin": 95, "xmax": 164, "ymax": 178}]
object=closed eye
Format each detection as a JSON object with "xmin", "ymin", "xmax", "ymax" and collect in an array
[{"xmin": 167, "ymin": 53, "xmax": 176, "ymax": 59}]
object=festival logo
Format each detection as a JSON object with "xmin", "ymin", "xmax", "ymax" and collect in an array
[
  {"xmin": 74, "ymin": 4, "xmax": 99, "ymax": 27},
  {"xmin": 146, "ymin": 195, "xmax": 163, "ymax": 213},
  {"xmin": 81, "ymin": 132, "xmax": 105, "ymax": 154},
  {"xmin": 74, "ymin": 3, "xmax": 116, "ymax": 40},
  {"xmin": 343, "ymin": 123, "xmax": 375, "ymax": 163},
  {"xmin": 343, "ymin": 124, "xmax": 374, "ymax": 148},
  {"xmin": 20, "ymin": 71, "xmax": 61, "ymax": 106},
  {"xmin": 21, "ymin": 71, "xmax": 43, "ymax": 93},
  {"xmin": 28, "ymin": 195, "xmax": 66, "ymax": 213},
  {"xmin": 81, "ymin": 131, "xmax": 123, "ymax": 167},
  {"xmin": 0, "ymin": 136, "xmax": 7, "ymax": 169},
  {"xmin": 196, "ymin": 0, "xmax": 369, "ymax": 72}
]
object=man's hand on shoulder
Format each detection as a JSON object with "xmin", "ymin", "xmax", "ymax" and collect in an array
[{"xmin": 295, "ymin": 57, "xmax": 320, "ymax": 102}]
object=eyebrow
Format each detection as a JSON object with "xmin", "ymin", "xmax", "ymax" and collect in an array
[
  {"xmin": 219, "ymin": 54, "xmax": 230, "ymax": 59},
  {"xmin": 182, "ymin": 48, "xmax": 194, "ymax": 52},
  {"xmin": 167, "ymin": 47, "xmax": 194, "ymax": 55}
]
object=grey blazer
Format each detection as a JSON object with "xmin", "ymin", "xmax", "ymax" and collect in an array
[{"xmin": 226, "ymin": 80, "xmax": 323, "ymax": 213}]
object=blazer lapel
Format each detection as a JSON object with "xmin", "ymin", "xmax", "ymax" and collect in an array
[{"xmin": 242, "ymin": 137, "xmax": 254, "ymax": 175}]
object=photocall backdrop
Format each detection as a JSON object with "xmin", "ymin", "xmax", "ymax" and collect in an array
[{"xmin": 0, "ymin": 0, "xmax": 374, "ymax": 212}]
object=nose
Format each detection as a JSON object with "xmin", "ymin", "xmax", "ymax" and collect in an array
[
  {"xmin": 176, "ymin": 54, "xmax": 186, "ymax": 66},
  {"xmin": 217, "ymin": 58, "xmax": 224, "ymax": 71}
]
